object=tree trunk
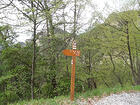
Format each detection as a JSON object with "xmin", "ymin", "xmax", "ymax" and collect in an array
[
  {"xmin": 31, "ymin": 1, "xmax": 37, "ymax": 100},
  {"xmin": 102, "ymin": 78, "xmax": 110, "ymax": 88},
  {"xmin": 44, "ymin": 0, "xmax": 54, "ymax": 36},
  {"xmin": 134, "ymin": 36, "xmax": 140, "ymax": 85},
  {"xmin": 126, "ymin": 22, "xmax": 137, "ymax": 85},
  {"xmin": 73, "ymin": 0, "xmax": 77, "ymax": 39},
  {"xmin": 87, "ymin": 50, "xmax": 97, "ymax": 89},
  {"xmin": 109, "ymin": 53, "xmax": 123, "ymax": 87},
  {"xmin": 87, "ymin": 78, "xmax": 97, "ymax": 89},
  {"xmin": 66, "ymin": 56, "xmax": 69, "ymax": 77},
  {"xmin": 137, "ymin": 60, "xmax": 140, "ymax": 84}
]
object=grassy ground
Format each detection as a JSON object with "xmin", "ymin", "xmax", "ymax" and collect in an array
[{"xmin": 9, "ymin": 85, "xmax": 140, "ymax": 105}]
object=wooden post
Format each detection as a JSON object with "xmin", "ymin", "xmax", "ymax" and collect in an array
[
  {"xmin": 70, "ymin": 41, "xmax": 76, "ymax": 101},
  {"xmin": 62, "ymin": 41, "xmax": 80, "ymax": 101},
  {"xmin": 70, "ymin": 56, "xmax": 76, "ymax": 101}
]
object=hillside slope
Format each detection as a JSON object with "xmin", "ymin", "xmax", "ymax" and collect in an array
[{"xmin": 9, "ymin": 85, "xmax": 140, "ymax": 105}]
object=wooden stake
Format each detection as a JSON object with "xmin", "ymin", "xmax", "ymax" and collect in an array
[
  {"xmin": 62, "ymin": 41, "xmax": 80, "ymax": 101},
  {"xmin": 70, "ymin": 56, "xmax": 76, "ymax": 101}
]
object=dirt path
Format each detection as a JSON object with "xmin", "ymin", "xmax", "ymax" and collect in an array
[{"xmin": 76, "ymin": 92, "xmax": 140, "ymax": 105}]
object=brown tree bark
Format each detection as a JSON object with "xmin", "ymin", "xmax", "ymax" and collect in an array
[
  {"xmin": 87, "ymin": 50, "xmax": 97, "ymax": 89},
  {"xmin": 126, "ymin": 21, "xmax": 137, "ymax": 85},
  {"xmin": 134, "ymin": 36, "xmax": 140, "ymax": 85},
  {"xmin": 109, "ymin": 53, "xmax": 123, "ymax": 87},
  {"xmin": 31, "ymin": 1, "xmax": 37, "ymax": 99}
]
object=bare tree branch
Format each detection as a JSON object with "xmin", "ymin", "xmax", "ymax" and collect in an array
[
  {"xmin": 132, "ymin": 19, "xmax": 140, "ymax": 31},
  {"xmin": 9, "ymin": 0, "xmax": 33, "ymax": 21},
  {"xmin": 0, "ymin": 0, "xmax": 13, "ymax": 10}
]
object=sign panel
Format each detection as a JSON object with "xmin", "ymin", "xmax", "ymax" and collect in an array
[{"xmin": 62, "ymin": 49, "xmax": 80, "ymax": 56}]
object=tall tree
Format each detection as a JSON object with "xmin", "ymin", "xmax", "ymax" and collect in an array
[{"xmin": 10, "ymin": 0, "xmax": 41, "ymax": 99}]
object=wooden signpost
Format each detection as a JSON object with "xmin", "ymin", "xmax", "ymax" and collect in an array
[{"xmin": 62, "ymin": 41, "xmax": 80, "ymax": 101}]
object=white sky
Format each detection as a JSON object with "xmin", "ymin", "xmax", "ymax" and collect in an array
[{"xmin": 0, "ymin": 0, "xmax": 128, "ymax": 42}]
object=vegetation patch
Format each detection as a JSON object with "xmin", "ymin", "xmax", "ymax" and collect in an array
[{"xmin": 9, "ymin": 85, "xmax": 140, "ymax": 105}]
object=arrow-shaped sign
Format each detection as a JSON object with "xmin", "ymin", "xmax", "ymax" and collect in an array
[{"xmin": 62, "ymin": 49, "xmax": 80, "ymax": 56}]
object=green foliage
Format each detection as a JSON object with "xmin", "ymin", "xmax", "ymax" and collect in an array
[
  {"xmin": 1, "ymin": 5, "xmax": 140, "ymax": 105},
  {"xmin": 77, "ymin": 85, "xmax": 140, "ymax": 99},
  {"xmin": 0, "ymin": 42, "xmax": 32, "ymax": 104},
  {"xmin": 0, "ymin": 74, "xmax": 15, "ymax": 83},
  {"xmin": 56, "ymin": 77, "xmax": 70, "ymax": 96},
  {"xmin": 9, "ymin": 85, "xmax": 140, "ymax": 105}
]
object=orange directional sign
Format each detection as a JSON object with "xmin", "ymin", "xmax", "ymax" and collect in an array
[
  {"xmin": 62, "ymin": 49, "xmax": 80, "ymax": 56},
  {"xmin": 62, "ymin": 41, "xmax": 80, "ymax": 101}
]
